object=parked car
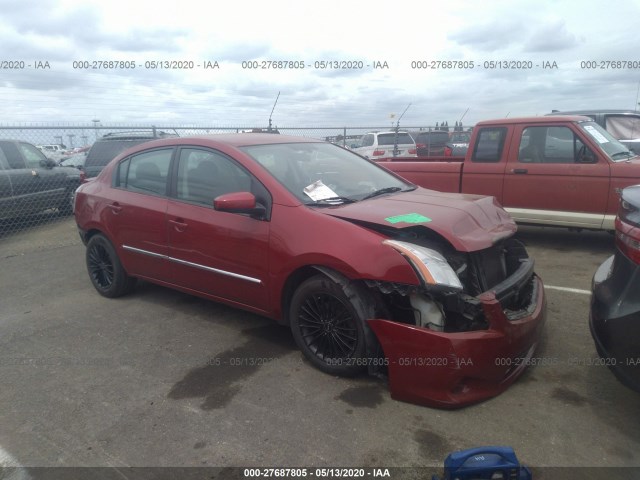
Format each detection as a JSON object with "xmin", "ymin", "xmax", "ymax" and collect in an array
[
  {"xmin": 548, "ymin": 109, "xmax": 640, "ymax": 153},
  {"xmin": 36, "ymin": 144, "xmax": 67, "ymax": 162},
  {"xmin": 83, "ymin": 130, "xmax": 178, "ymax": 178},
  {"xmin": 353, "ymin": 131, "xmax": 417, "ymax": 159},
  {"xmin": 410, "ymin": 130, "xmax": 450, "ymax": 156},
  {"xmin": 0, "ymin": 140, "xmax": 82, "ymax": 219},
  {"xmin": 590, "ymin": 184, "xmax": 640, "ymax": 392},
  {"xmin": 75, "ymin": 133, "xmax": 546, "ymax": 408},
  {"xmin": 444, "ymin": 131, "xmax": 471, "ymax": 157},
  {"xmin": 58, "ymin": 152, "xmax": 87, "ymax": 169}
]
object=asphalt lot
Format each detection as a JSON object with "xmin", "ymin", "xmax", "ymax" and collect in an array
[{"xmin": 0, "ymin": 216, "xmax": 639, "ymax": 474}]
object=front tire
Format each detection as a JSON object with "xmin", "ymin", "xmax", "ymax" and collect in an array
[
  {"xmin": 85, "ymin": 234, "xmax": 136, "ymax": 298},
  {"xmin": 58, "ymin": 188, "xmax": 75, "ymax": 216},
  {"xmin": 289, "ymin": 274, "xmax": 372, "ymax": 376}
]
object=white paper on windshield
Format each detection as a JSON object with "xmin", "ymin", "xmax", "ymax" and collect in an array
[
  {"xmin": 303, "ymin": 180, "xmax": 338, "ymax": 201},
  {"xmin": 584, "ymin": 125, "xmax": 609, "ymax": 144}
]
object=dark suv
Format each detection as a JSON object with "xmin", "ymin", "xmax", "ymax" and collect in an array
[
  {"xmin": 84, "ymin": 130, "xmax": 178, "ymax": 178},
  {"xmin": 410, "ymin": 131, "xmax": 450, "ymax": 156},
  {"xmin": 0, "ymin": 140, "xmax": 82, "ymax": 220}
]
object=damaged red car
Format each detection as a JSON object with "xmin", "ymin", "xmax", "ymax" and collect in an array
[{"xmin": 74, "ymin": 134, "xmax": 546, "ymax": 408}]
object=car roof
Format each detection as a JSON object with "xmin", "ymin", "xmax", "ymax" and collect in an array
[
  {"xmin": 362, "ymin": 131, "xmax": 410, "ymax": 135},
  {"xmin": 0, "ymin": 140, "xmax": 36, "ymax": 145},
  {"xmin": 97, "ymin": 130, "xmax": 178, "ymax": 141},
  {"xmin": 476, "ymin": 115, "xmax": 593, "ymax": 126},
  {"xmin": 548, "ymin": 109, "xmax": 640, "ymax": 115},
  {"xmin": 116, "ymin": 133, "xmax": 322, "ymax": 150}
]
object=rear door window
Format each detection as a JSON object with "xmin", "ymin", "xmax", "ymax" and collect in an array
[
  {"xmin": 472, "ymin": 127, "xmax": 506, "ymax": 162},
  {"xmin": 117, "ymin": 148, "xmax": 173, "ymax": 196},
  {"xmin": 0, "ymin": 146, "xmax": 9, "ymax": 170},
  {"xmin": 0, "ymin": 142, "xmax": 27, "ymax": 169}
]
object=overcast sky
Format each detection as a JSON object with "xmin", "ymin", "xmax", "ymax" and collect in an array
[{"xmin": 2, "ymin": 0, "xmax": 640, "ymax": 129}]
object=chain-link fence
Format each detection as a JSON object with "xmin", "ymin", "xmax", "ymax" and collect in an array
[{"xmin": 0, "ymin": 123, "xmax": 470, "ymax": 239}]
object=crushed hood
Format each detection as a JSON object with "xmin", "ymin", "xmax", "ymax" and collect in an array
[{"xmin": 321, "ymin": 188, "xmax": 516, "ymax": 251}]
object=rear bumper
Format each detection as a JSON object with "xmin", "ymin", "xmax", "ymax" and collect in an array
[
  {"xmin": 368, "ymin": 274, "xmax": 546, "ymax": 408},
  {"xmin": 590, "ymin": 254, "xmax": 640, "ymax": 392}
]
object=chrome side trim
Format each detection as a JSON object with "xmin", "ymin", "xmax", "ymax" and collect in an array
[
  {"xmin": 122, "ymin": 245, "xmax": 168, "ymax": 259},
  {"xmin": 122, "ymin": 244, "xmax": 262, "ymax": 285},
  {"xmin": 169, "ymin": 257, "xmax": 262, "ymax": 284},
  {"xmin": 504, "ymin": 208, "xmax": 609, "ymax": 229}
]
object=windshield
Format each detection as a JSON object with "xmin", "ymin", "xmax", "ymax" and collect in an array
[
  {"xmin": 579, "ymin": 121, "xmax": 636, "ymax": 162},
  {"xmin": 242, "ymin": 142, "xmax": 413, "ymax": 205},
  {"xmin": 377, "ymin": 133, "xmax": 415, "ymax": 146},
  {"xmin": 450, "ymin": 132, "xmax": 471, "ymax": 143}
]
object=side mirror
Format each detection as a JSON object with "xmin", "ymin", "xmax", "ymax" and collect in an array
[
  {"xmin": 214, "ymin": 191, "xmax": 266, "ymax": 219},
  {"xmin": 39, "ymin": 158, "xmax": 57, "ymax": 168}
]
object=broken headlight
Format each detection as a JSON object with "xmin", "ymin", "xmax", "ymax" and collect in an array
[{"xmin": 383, "ymin": 239, "xmax": 463, "ymax": 292}]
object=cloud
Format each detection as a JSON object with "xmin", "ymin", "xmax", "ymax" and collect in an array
[
  {"xmin": 524, "ymin": 21, "xmax": 580, "ymax": 52},
  {"xmin": 449, "ymin": 21, "xmax": 527, "ymax": 52}
]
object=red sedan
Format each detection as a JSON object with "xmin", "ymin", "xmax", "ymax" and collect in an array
[{"xmin": 74, "ymin": 134, "xmax": 546, "ymax": 408}]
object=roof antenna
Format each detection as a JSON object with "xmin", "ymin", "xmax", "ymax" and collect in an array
[
  {"xmin": 393, "ymin": 103, "xmax": 411, "ymax": 157},
  {"xmin": 268, "ymin": 92, "xmax": 280, "ymax": 132}
]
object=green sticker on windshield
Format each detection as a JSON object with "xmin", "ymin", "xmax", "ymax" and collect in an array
[{"xmin": 384, "ymin": 213, "xmax": 432, "ymax": 224}]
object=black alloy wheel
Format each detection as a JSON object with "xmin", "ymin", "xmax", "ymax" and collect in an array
[
  {"xmin": 299, "ymin": 292, "xmax": 358, "ymax": 360},
  {"xmin": 85, "ymin": 234, "xmax": 136, "ymax": 298},
  {"xmin": 290, "ymin": 274, "xmax": 371, "ymax": 376}
]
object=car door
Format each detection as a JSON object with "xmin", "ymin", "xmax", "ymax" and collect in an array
[
  {"xmin": 0, "ymin": 141, "xmax": 60, "ymax": 215},
  {"xmin": 104, "ymin": 147, "xmax": 174, "ymax": 282},
  {"xmin": 0, "ymin": 148, "xmax": 16, "ymax": 219},
  {"xmin": 166, "ymin": 147, "xmax": 271, "ymax": 312},
  {"xmin": 501, "ymin": 124, "xmax": 610, "ymax": 228},
  {"xmin": 17, "ymin": 141, "xmax": 69, "ymax": 206}
]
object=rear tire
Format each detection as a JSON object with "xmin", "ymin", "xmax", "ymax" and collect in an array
[
  {"xmin": 289, "ymin": 274, "xmax": 372, "ymax": 376},
  {"xmin": 85, "ymin": 234, "xmax": 136, "ymax": 298}
]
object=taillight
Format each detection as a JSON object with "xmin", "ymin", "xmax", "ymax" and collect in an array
[
  {"xmin": 444, "ymin": 146, "xmax": 452, "ymax": 156},
  {"xmin": 408, "ymin": 148, "xmax": 416, "ymax": 155},
  {"xmin": 416, "ymin": 143, "xmax": 426, "ymax": 149},
  {"xmin": 615, "ymin": 186, "xmax": 640, "ymax": 263},
  {"xmin": 615, "ymin": 217, "xmax": 640, "ymax": 264},
  {"xmin": 619, "ymin": 198, "xmax": 640, "ymax": 227},
  {"xmin": 616, "ymin": 230, "xmax": 640, "ymax": 264},
  {"xmin": 372, "ymin": 149, "xmax": 385, "ymax": 156}
]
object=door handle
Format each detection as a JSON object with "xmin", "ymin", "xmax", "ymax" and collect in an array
[
  {"xmin": 169, "ymin": 218, "xmax": 188, "ymax": 232},
  {"xmin": 108, "ymin": 202, "xmax": 122, "ymax": 214},
  {"xmin": 512, "ymin": 168, "xmax": 528, "ymax": 174}
]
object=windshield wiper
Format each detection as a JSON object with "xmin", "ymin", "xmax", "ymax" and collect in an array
[
  {"xmin": 305, "ymin": 196, "xmax": 357, "ymax": 206},
  {"xmin": 361, "ymin": 186, "xmax": 404, "ymax": 200},
  {"xmin": 612, "ymin": 151, "xmax": 636, "ymax": 159}
]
